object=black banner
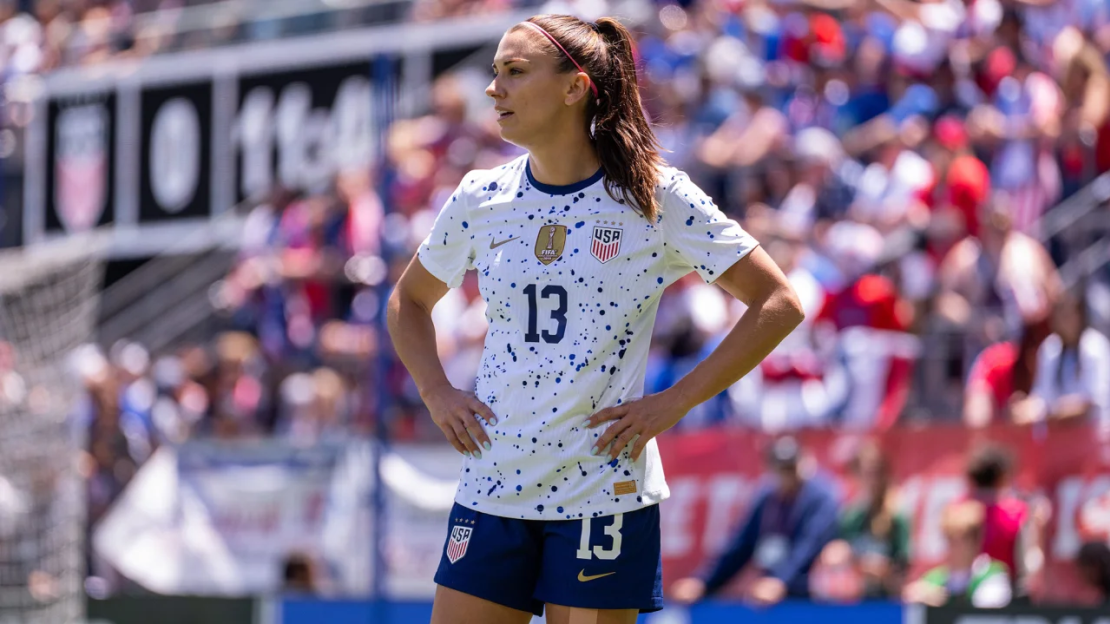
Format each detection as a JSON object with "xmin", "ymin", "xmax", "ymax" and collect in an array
[
  {"xmin": 27, "ymin": 14, "xmax": 514, "ymax": 255},
  {"xmin": 925, "ymin": 605, "xmax": 1110, "ymax": 624},
  {"xmin": 235, "ymin": 61, "xmax": 376, "ymax": 204},
  {"xmin": 139, "ymin": 81, "xmax": 213, "ymax": 223}
]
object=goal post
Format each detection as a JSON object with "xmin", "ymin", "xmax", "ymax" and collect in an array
[{"xmin": 0, "ymin": 231, "xmax": 108, "ymax": 624}]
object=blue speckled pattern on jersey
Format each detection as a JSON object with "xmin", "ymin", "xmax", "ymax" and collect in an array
[{"xmin": 417, "ymin": 154, "xmax": 758, "ymax": 520}]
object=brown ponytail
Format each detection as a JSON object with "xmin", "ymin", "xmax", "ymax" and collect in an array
[{"xmin": 515, "ymin": 15, "xmax": 665, "ymax": 223}]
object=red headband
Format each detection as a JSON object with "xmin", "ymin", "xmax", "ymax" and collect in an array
[{"xmin": 520, "ymin": 21, "xmax": 599, "ymax": 100}]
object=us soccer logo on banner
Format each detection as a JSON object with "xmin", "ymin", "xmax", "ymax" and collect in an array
[
  {"xmin": 55, "ymin": 103, "xmax": 110, "ymax": 233},
  {"xmin": 591, "ymin": 226, "xmax": 622, "ymax": 263},
  {"xmin": 447, "ymin": 525, "xmax": 472, "ymax": 564}
]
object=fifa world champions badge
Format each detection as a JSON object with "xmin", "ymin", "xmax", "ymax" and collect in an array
[
  {"xmin": 535, "ymin": 224, "xmax": 568, "ymax": 265},
  {"xmin": 446, "ymin": 525, "xmax": 473, "ymax": 564}
]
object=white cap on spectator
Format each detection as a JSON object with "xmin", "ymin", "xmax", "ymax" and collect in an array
[
  {"xmin": 68, "ymin": 343, "xmax": 108, "ymax": 383},
  {"xmin": 705, "ymin": 36, "xmax": 753, "ymax": 86},
  {"xmin": 686, "ymin": 282, "xmax": 729, "ymax": 336},
  {"xmin": 153, "ymin": 356, "xmax": 184, "ymax": 390},
  {"xmin": 825, "ymin": 221, "xmax": 884, "ymax": 277},
  {"xmin": 795, "ymin": 127, "xmax": 843, "ymax": 167},
  {"xmin": 281, "ymin": 373, "xmax": 316, "ymax": 409},
  {"xmin": 112, "ymin": 340, "xmax": 150, "ymax": 378}
]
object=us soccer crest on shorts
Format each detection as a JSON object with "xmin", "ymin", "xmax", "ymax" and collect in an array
[
  {"xmin": 591, "ymin": 222, "xmax": 623, "ymax": 263},
  {"xmin": 447, "ymin": 524, "xmax": 473, "ymax": 563}
]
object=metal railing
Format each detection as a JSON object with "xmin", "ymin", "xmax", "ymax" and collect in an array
[
  {"xmin": 96, "ymin": 199, "xmax": 253, "ymax": 352},
  {"xmin": 129, "ymin": 0, "xmax": 414, "ymax": 46}
]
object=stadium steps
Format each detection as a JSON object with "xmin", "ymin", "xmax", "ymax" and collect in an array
[{"xmin": 97, "ymin": 249, "xmax": 235, "ymax": 353}]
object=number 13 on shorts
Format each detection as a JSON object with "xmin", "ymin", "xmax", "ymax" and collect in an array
[{"xmin": 577, "ymin": 514, "xmax": 623, "ymax": 560}]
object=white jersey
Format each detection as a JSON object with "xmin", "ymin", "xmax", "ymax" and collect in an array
[{"xmin": 417, "ymin": 155, "xmax": 758, "ymax": 520}]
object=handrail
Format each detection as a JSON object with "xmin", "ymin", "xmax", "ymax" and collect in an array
[
  {"xmin": 129, "ymin": 0, "xmax": 410, "ymax": 38},
  {"xmin": 97, "ymin": 195, "xmax": 255, "ymax": 319},
  {"xmin": 1035, "ymin": 172, "xmax": 1110, "ymax": 242}
]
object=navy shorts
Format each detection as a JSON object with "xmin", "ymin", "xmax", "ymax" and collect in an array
[{"xmin": 434, "ymin": 502, "xmax": 663, "ymax": 616}]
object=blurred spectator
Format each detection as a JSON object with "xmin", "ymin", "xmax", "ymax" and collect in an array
[
  {"xmin": 827, "ymin": 442, "xmax": 911, "ymax": 600},
  {"xmin": 276, "ymin": 367, "xmax": 351, "ymax": 444},
  {"xmin": 903, "ymin": 499, "xmax": 1012, "ymax": 608},
  {"xmin": 962, "ymin": 327, "xmax": 1043, "ymax": 427},
  {"xmin": 281, "ymin": 552, "xmax": 320, "ymax": 595},
  {"xmin": 728, "ymin": 229, "xmax": 837, "ymax": 431},
  {"xmin": 1076, "ymin": 541, "xmax": 1110, "ymax": 606},
  {"xmin": 776, "ymin": 127, "xmax": 859, "ymax": 233},
  {"xmin": 962, "ymin": 443, "xmax": 1045, "ymax": 597},
  {"xmin": 670, "ymin": 436, "xmax": 840, "ymax": 606},
  {"xmin": 1012, "ymin": 286, "xmax": 1110, "ymax": 425},
  {"xmin": 813, "ymin": 221, "xmax": 917, "ymax": 429},
  {"xmin": 936, "ymin": 194, "xmax": 1061, "ymax": 376}
]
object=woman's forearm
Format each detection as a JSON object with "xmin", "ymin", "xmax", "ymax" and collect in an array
[
  {"xmin": 386, "ymin": 294, "xmax": 452, "ymax": 399},
  {"xmin": 668, "ymin": 288, "xmax": 804, "ymax": 412}
]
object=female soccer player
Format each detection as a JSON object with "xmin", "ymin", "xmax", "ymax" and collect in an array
[{"xmin": 387, "ymin": 14, "xmax": 804, "ymax": 624}]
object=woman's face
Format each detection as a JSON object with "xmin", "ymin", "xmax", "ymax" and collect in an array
[{"xmin": 485, "ymin": 28, "xmax": 590, "ymax": 150}]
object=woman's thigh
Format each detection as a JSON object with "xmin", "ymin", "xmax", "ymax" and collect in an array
[
  {"xmin": 430, "ymin": 585, "xmax": 535, "ymax": 624},
  {"xmin": 543, "ymin": 603, "xmax": 638, "ymax": 624}
]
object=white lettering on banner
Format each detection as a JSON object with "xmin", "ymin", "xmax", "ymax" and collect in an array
[
  {"xmin": 1054, "ymin": 476, "xmax": 1088, "ymax": 559},
  {"xmin": 900, "ymin": 476, "xmax": 965, "ymax": 561},
  {"xmin": 237, "ymin": 87, "xmax": 275, "ymax": 199},
  {"xmin": 150, "ymin": 97, "xmax": 201, "ymax": 213},
  {"xmin": 661, "ymin": 477, "xmax": 700, "ymax": 558},
  {"xmin": 235, "ymin": 76, "xmax": 374, "ymax": 199},
  {"xmin": 275, "ymin": 83, "xmax": 314, "ymax": 188},
  {"xmin": 701, "ymin": 476, "xmax": 754, "ymax": 555},
  {"xmin": 1052, "ymin": 475, "xmax": 1110, "ymax": 559}
]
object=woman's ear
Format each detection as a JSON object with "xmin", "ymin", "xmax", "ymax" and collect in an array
[{"xmin": 564, "ymin": 73, "xmax": 593, "ymax": 106}]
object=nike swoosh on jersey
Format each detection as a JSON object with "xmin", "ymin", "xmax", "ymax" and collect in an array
[
  {"xmin": 490, "ymin": 236, "xmax": 520, "ymax": 249},
  {"xmin": 577, "ymin": 570, "xmax": 616, "ymax": 582}
]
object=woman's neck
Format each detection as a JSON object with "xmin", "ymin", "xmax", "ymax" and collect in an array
[{"xmin": 526, "ymin": 133, "xmax": 600, "ymax": 187}]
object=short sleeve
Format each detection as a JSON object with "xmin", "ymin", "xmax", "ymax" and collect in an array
[
  {"xmin": 658, "ymin": 170, "xmax": 759, "ymax": 285},
  {"xmin": 417, "ymin": 174, "xmax": 478, "ymax": 288}
]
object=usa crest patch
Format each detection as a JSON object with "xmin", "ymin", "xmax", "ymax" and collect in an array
[
  {"xmin": 591, "ymin": 226, "xmax": 622, "ymax": 263},
  {"xmin": 446, "ymin": 525, "xmax": 473, "ymax": 564}
]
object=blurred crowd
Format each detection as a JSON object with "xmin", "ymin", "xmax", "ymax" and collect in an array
[
  {"xmin": 0, "ymin": 0, "xmax": 537, "ymax": 77},
  {"xmin": 671, "ymin": 437, "xmax": 1110, "ymax": 607}
]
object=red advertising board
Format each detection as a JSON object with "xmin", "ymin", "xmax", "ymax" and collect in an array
[{"xmin": 655, "ymin": 423, "xmax": 1110, "ymax": 604}]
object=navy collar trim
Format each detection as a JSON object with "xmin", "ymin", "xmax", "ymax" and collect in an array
[{"xmin": 526, "ymin": 159, "xmax": 604, "ymax": 195}]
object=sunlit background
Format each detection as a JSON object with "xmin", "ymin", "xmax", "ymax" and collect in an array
[{"xmin": 1, "ymin": 0, "xmax": 1110, "ymax": 622}]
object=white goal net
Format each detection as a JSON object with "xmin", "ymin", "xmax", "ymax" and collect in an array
[{"xmin": 0, "ymin": 234, "xmax": 106, "ymax": 624}]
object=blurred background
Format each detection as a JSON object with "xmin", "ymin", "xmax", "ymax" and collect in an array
[{"xmin": 2, "ymin": 0, "xmax": 1110, "ymax": 622}]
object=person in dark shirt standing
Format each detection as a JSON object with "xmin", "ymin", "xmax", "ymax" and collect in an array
[{"xmin": 670, "ymin": 436, "xmax": 840, "ymax": 606}]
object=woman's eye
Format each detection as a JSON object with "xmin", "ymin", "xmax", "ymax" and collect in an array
[{"xmin": 510, "ymin": 68, "xmax": 522, "ymax": 75}]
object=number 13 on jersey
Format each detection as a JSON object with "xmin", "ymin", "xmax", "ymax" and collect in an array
[
  {"xmin": 577, "ymin": 514, "xmax": 623, "ymax": 560},
  {"xmin": 523, "ymin": 283, "xmax": 567, "ymax": 344}
]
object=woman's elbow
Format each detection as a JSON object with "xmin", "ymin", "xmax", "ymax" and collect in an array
[{"xmin": 778, "ymin": 285, "xmax": 806, "ymax": 328}]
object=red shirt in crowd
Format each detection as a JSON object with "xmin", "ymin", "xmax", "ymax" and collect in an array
[
  {"xmin": 966, "ymin": 342, "xmax": 1018, "ymax": 419},
  {"xmin": 962, "ymin": 492, "xmax": 1028, "ymax": 578},
  {"xmin": 816, "ymin": 274, "xmax": 907, "ymax": 332}
]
